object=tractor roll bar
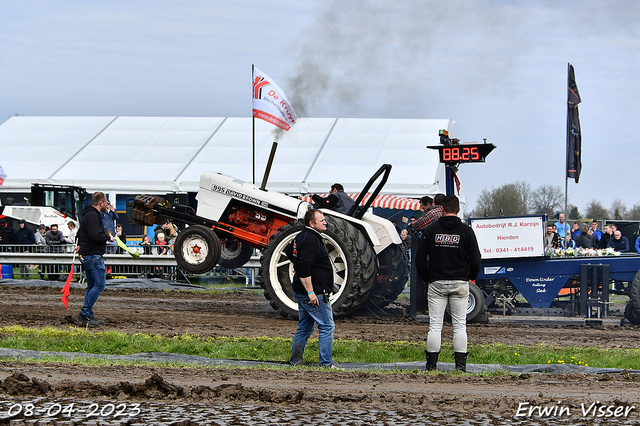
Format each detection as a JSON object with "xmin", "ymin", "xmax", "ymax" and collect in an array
[{"xmin": 346, "ymin": 164, "xmax": 392, "ymax": 220}]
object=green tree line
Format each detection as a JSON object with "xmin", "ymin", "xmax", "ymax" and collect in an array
[{"xmin": 472, "ymin": 182, "xmax": 640, "ymax": 220}]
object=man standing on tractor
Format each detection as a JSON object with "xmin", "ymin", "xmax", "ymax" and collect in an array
[{"xmin": 415, "ymin": 195, "xmax": 481, "ymax": 373}]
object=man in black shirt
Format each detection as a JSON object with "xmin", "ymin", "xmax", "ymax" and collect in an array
[
  {"xmin": 75, "ymin": 192, "xmax": 113, "ymax": 328},
  {"xmin": 415, "ymin": 195, "xmax": 481, "ymax": 372},
  {"xmin": 289, "ymin": 209, "xmax": 335, "ymax": 367}
]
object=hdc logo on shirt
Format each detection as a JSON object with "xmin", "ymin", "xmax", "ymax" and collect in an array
[{"xmin": 435, "ymin": 233, "xmax": 460, "ymax": 246}]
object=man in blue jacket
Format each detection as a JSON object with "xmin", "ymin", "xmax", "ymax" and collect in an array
[
  {"xmin": 75, "ymin": 192, "xmax": 114, "ymax": 328},
  {"xmin": 288, "ymin": 209, "xmax": 335, "ymax": 367},
  {"xmin": 415, "ymin": 195, "xmax": 481, "ymax": 373}
]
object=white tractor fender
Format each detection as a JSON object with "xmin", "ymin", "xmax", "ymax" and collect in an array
[{"xmin": 320, "ymin": 209, "xmax": 401, "ymax": 254}]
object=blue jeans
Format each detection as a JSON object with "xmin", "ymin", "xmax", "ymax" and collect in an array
[
  {"xmin": 79, "ymin": 255, "xmax": 106, "ymax": 318},
  {"xmin": 427, "ymin": 280, "xmax": 469, "ymax": 353},
  {"xmin": 290, "ymin": 293, "xmax": 335, "ymax": 367}
]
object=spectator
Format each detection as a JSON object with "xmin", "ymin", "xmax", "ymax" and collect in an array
[
  {"xmin": 166, "ymin": 219, "xmax": 178, "ymax": 245},
  {"xmin": 154, "ymin": 221, "xmax": 172, "ymax": 244},
  {"xmin": 411, "ymin": 193, "xmax": 445, "ymax": 236},
  {"xmin": 571, "ymin": 222, "xmax": 581, "ymax": 240},
  {"xmin": 608, "ymin": 230, "xmax": 630, "ymax": 252},
  {"xmin": 115, "ymin": 223, "xmax": 127, "ymax": 254},
  {"xmin": 45, "ymin": 224, "xmax": 64, "ymax": 247},
  {"xmin": 34, "ymin": 225, "xmax": 47, "ymax": 247},
  {"xmin": 554, "ymin": 213, "xmax": 570, "ymax": 239},
  {"xmin": 155, "ymin": 232, "xmax": 169, "ymax": 255},
  {"xmin": 399, "ymin": 228, "xmax": 411, "ymax": 259},
  {"xmin": 406, "ymin": 216, "xmax": 419, "ymax": 239},
  {"xmin": 591, "ymin": 220, "xmax": 603, "ymax": 243},
  {"xmin": 45, "ymin": 224, "xmax": 65, "ymax": 280},
  {"xmin": 64, "ymin": 221, "xmax": 78, "ymax": 251},
  {"xmin": 561, "ymin": 233, "xmax": 576, "ymax": 249},
  {"xmin": 34, "ymin": 225, "xmax": 48, "ymax": 279},
  {"xmin": 14, "ymin": 219, "xmax": 35, "ymax": 279},
  {"xmin": 419, "ymin": 196, "xmax": 433, "ymax": 212},
  {"xmin": 101, "ymin": 200, "xmax": 119, "ymax": 236},
  {"xmin": 0, "ymin": 218, "xmax": 15, "ymax": 252},
  {"xmin": 545, "ymin": 224, "xmax": 561, "ymax": 249},
  {"xmin": 139, "ymin": 234, "xmax": 153, "ymax": 255},
  {"xmin": 311, "ymin": 183, "xmax": 355, "ymax": 214},
  {"xmin": 574, "ymin": 225, "xmax": 594, "ymax": 249},
  {"xmin": 14, "ymin": 219, "xmax": 35, "ymax": 249},
  {"xmin": 105, "ymin": 231, "xmax": 117, "ymax": 254},
  {"xmin": 600, "ymin": 224, "xmax": 614, "ymax": 249},
  {"xmin": 636, "ymin": 232, "xmax": 640, "ymax": 254}
]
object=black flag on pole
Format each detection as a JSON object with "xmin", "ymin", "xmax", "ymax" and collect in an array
[{"xmin": 567, "ymin": 64, "xmax": 582, "ymax": 183}]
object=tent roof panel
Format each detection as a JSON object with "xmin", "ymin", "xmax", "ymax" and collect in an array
[{"xmin": 0, "ymin": 116, "xmax": 451, "ymax": 198}]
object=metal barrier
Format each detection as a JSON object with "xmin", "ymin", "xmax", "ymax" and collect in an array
[{"xmin": 0, "ymin": 244, "xmax": 261, "ymax": 285}]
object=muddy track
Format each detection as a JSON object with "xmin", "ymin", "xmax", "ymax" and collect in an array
[{"xmin": 2, "ymin": 284, "xmax": 640, "ymax": 424}]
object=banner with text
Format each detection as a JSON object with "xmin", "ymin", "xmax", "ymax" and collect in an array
[
  {"xmin": 469, "ymin": 215, "xmax": 545, "ymax": 259},
  {"xmin": 252, "ymin": 67, "xmax": 297, "ymax": 131}
]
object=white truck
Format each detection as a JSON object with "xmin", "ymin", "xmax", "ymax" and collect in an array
[{"xmin": 128, "ymin": 164, "xmax": 410, "ymax": 318}]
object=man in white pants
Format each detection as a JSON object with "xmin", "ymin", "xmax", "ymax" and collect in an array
[{"xmin": 415, "ymin": 195, "xmax": 481, "ymax": 372}]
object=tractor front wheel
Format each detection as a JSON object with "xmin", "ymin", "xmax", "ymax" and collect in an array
[{"xmin": 173, "ymin": 225, "xmax": 221, "ymax": 274}]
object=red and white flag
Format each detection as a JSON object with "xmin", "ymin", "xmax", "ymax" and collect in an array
[
  {"xmin": 252, "ymin": 67, "xmax": 297, "ymax": 131},
  {"xmin": 0, "ymin": 164, "xmax": 6, "ymax": 186}
]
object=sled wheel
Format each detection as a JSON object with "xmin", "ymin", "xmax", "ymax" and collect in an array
[
  {"xmin": 444, "ymin": 281, "xmax": 486, "ymax": 323},
  {"xmin": 628, "ymin": 270, "xmax": 640, "ymax": 312},
  {"xmin": 173, "ymin": 225, "xmax": 221, "ymax": 274},
  {"xmin": 625, "ymin": 302, "xmax": 640, "ymax": 324},
  {"xmin": 366, "ymin": 243, "xmax": 410, "ymax": 311},
  {"xmin": 260, "ymin": 216, "xmax": 364, "ymax": 319},
  {"xmin": 218, "ymin": 237, "xmax": 254, "ymax": 269}
]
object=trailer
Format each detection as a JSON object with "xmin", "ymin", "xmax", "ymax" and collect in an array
[{"xmin": 410, "ymin": 214, "xmax": 640, "ymax": 324}]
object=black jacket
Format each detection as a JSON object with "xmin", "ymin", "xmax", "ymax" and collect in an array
[
  {"xmin": 415, "ymin": 215, "xmax": 481, "ymax": 284},
  {"xmin": 290, "ymin": 227, "xmax": 334, "ymax": 295},
  {"xmin": 78, "ymin": 205, "xmax": 109, "ymax": 256}
]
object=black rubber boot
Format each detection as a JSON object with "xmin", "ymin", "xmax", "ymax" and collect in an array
[
  {"xmin": 454, "ymin": 352, "xmax": 468, "ymax": 372},
  {"xmin": 425, "ymin": 351, "xmax": 439, "ymax": 371}
]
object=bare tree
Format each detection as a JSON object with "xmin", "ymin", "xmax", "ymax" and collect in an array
[
  {"xmin": 628, "ymin": 203, "xmax": 640, "ymax": 220},
  {"xmin": 531, "ymin": 185, "xmax": 563, "ymax": 217},
  {"xmin": 584, "ymin": 200, "xmax": 609, "ymax": 220},
  {"xmin": 473, "ymin": 182, "xmax": 531, "ymax": 217},
  {"xmin": 610, "ymin": 199, "xmax": 628, "ymax": 220}
]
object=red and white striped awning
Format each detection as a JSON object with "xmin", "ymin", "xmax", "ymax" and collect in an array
[{"xmin": 301, "ymin": 193, "xmax": 421, "ymax": 211}]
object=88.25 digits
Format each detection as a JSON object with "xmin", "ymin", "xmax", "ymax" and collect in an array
[
  {"xmin": 441, "ymin": 146, "xmax": 480, "ymax": 162},
  {"xmin": 6, "ymin": 402, "xmax": 141, "ymax": 419}
]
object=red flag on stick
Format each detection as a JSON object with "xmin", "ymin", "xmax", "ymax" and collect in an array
[{"xmin": 61, "ymin": 252, "xmax": 76, "ymax": 310}]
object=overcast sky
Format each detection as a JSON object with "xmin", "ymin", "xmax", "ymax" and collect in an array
[{"xmin": 1, "ymin": 0, "xmax": 639, "ymax": 215}]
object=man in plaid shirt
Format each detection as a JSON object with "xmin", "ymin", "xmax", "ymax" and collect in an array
[{"xmin": 410, "ymin": 193, "xmax": 445, "ymax": 235}]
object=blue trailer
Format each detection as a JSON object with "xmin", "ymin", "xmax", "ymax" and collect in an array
[{"xmin": 410, "ymin": 214, "xmax": 640, "ymax": 323}]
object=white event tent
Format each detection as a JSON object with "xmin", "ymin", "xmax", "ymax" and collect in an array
[{"xmin": 0, "ymin": 116, "xmax": 453, "ymax": 208}]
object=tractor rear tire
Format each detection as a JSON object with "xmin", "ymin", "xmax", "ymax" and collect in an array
[
  {"xmin": 365, "ymin": 243, "xmax": 410, "ymax": 311},
  {"xmin": 259, "ymin": 216, "xmax": 370, "ymax": 319},
  {"xmin": 218, "ymin": 237, "xmax": 254, "ymax": 269},
  {"xmin": 173, "ymin": 225, "xmax": 221, "ymax": 275}
]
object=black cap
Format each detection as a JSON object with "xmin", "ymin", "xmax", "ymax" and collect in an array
[{"xmin": 18, "ymin": 219, "xmax": 26, "ymax": 224}]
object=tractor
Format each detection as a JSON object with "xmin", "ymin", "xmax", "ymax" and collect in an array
[{"xmin": 128, "ymin": 164, "xmax": 410, "ymax": 318}]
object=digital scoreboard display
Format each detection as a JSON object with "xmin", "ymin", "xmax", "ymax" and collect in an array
[{"xmin": 428, "ymin": 143, "xmax": 496, "ymax": 164}]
